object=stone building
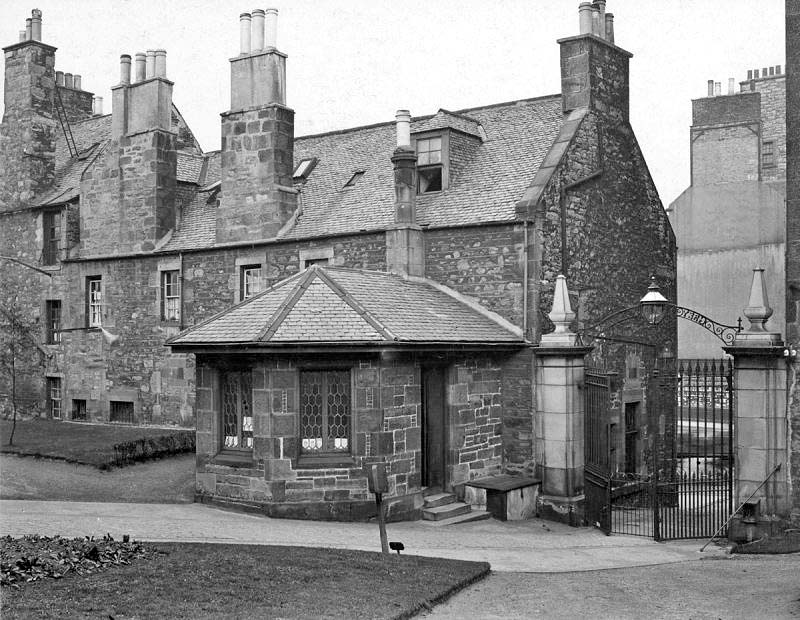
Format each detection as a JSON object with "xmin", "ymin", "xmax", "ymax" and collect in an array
[
  {"xmin": 668, "ymin": 67, "xmax": 786, "ymax": 358},
  {"xmin": 0, "ymin": 4, "xmax": 675, "ymax": 520}
]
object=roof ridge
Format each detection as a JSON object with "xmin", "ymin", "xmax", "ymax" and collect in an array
[
  {"xmin": 256, "ymin": 268, "xmax": 319, "ymax": 342},
  {"xmin": 314, "ymin": 267, "xmax": 397, "ymax": 341}
]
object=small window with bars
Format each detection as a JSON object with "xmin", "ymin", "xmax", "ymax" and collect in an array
[
  {"xmin": 110, "ymin": 400, "xmax": 134, "ymax": 424},
  {"xmin": 86, "ymin": 276, "xmax": 102, "ymax": 327},
  {"xmin": 45, "ymin": 300, "xmax": 62, "ymax": 344},
  {"xmin": 161, "ymin": 270, "xmax": 181, "ymax": 322},
  {"xmin": 42, "ymin": 211, "xmax": 61, "ymax": 265},
  {"xmin": 240, "ymin": 264, "xmax": 263, "ymax": 300},
  {"xmin": 221, "ymin": 371, "xmax": 254, "ymax": 450},
  {"xmin": 47, "ymin": 377, "xmax": 62, "ymax": 419},
  {"xmin": 71, "ymin": 399, "xmax": 87, "ymax": 421},
  {"xmin": 300, "ymin": 369, "xmax": 351, "ymax": 454}
]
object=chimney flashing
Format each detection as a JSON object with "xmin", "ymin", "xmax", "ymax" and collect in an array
[
  {"xmin": 556, "ymin": 33, "xmax": 633, "ymax": 58},
  {"xmin": 228, "ymin": 47, "xmax": 288, "ymax": 63}
]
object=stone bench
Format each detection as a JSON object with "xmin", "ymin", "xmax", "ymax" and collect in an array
[{"xmin": 465, "ymin": 475, "xmax": 541, "ymax": 521}]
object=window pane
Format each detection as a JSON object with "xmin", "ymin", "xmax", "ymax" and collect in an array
[
  {"xmin": 429, "ymin": 151, "xmax": 441, "ymax": 164},
  {"xmin": 418, "ymin": 152, "xmax": 430, "ymax": 165},
  {"xmin": 300, "ymin": 371, "xmax": 324, "ymax": 452},
  {"xmin": 429, "ymin": 137, "xmax": 442, "ymax": 151}
]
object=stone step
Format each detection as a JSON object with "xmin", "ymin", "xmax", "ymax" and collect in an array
[
  {"xmin": 422, "ymin": 508, "xmax": 493, "ymax": 527},
  {"xmin": 422, "ymin": 501, "xmax": 472, "ymax": 521},
  {"xmin": 423, "ymin": 492, "xmax": 457, "ymax": 509}
]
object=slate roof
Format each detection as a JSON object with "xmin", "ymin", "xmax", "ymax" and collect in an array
[
  {"xmin": 163, "ymin": 95, "xmax": 564, "ymax": 250},
  {"xmin": 169, "ymin": 265, "xmax": 524, "ymax": 347}
]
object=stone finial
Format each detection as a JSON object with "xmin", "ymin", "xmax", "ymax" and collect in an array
[
  {"xmin": 733, "ymin": 268, "xmax": 783, "ymax": 347},
  {"xmin": 540, "ymin": 275, "xmax": 578, "ymax": 346},
  {"xmin": 743, "ymin": 268, "xmax": 773, "ymax": 332}
]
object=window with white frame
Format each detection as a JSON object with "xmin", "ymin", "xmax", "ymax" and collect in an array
[
  {"xmin": 47, "ymin": 377, "xmax": 62, "ymax": 419},
  {"xmin": 161, "ymin": 270, "xmax": 181, "ymax": 322},
  {"xmin": 240, "ymin": 264, "xmax": 263, "ymax": 300},
  {"xmin": 86, "ymin": 276, "xmax": 102, "ymax": 327},
  {"xmin": 416, "ymin": 136, "xmax": 443, "ymax": 193}
]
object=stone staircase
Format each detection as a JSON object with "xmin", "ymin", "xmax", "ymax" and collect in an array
[{"xmin": 421, "ymin": 491, "xmax": 491, "ymax": 526}]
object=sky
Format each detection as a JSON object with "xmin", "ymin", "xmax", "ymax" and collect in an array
[{"xmin": 0, "ymin": 1, "xmax": 786, "ymax": 206}]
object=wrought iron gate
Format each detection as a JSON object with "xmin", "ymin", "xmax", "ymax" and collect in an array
[{"xmin": 584, "ymin": 359, "xmax": 734, "ymax": 540}]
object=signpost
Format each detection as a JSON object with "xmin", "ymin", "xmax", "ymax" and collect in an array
[{"xmin": 364, "ymin": 462, "xmax": 389, "ymax": 555}]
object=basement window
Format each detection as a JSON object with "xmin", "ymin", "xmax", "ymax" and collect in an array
[
  {"xmin": 293, "ymin": 157, "xmax": 318, "ymax": 181},
  {"xmin": 416, "ymin": 135, "xmax": 444, "ymax": 194}
]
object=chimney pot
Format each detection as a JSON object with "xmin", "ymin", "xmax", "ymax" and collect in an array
[
  {"xmin": 754, "ymin": 69, "xmax": 760, "ymax": 79},
  {"xmin": 135, "ymin": 53, "xmax": 146, "ymax": 82},
  {"xmin": 146, "ymin": 50, "xmax": 155, "ymax": 79},
  {"xmin": 395, "ymin": 109, "xmax": 411, "ymax": 147},
  {"xmin": 56, "ymin": 71, "xmax": 65, "ymax": 87},
  {"xmin": 265, "ymin": 8, "xmax": 278, "ymax": 48},
  {"xmin": 707, "ymin": 79, "xmax": 714, "ymax": 97},
  {"xmin": 604, "ymin": 13, "xmax": 615, "ymax": 44},
  {"xmin": 728, "ymin": 78, "xmax": 734, "ymax": 95},
  {"xmin": 762, "ymin": 67, "xmax": 768, "ymax": 77},
  {"xmin": 94, "ymin": 96, "xmax": 103, "ymax": 115},
  {"xmin": 595, "ymin": 1, "xmax": 606, "ymax": 39},
  {"xmin": 578, "ymin": 2, "xmax": 593, "ymax": 35},
  {"xmin": 591, "ymin": 6, "xmax": 601, "ymax": 36},
  {"xmin": 25, "ymin": 18, "xmax": 32, "ymax": 41},
  {"xmin": 120, "ymin": 54, "xmax": 132, "ymax": 85},
  {"xmin": 769, "ymin": 66, "xmax": 775, "ymax": 76},
  {"xmin": 252, "ymin": 9, "xmax": 266, "ymax": 51},
  {"xmin": 776, "ymin": 65, "xmax": 782, "ymax": 75},
  {"xmin": 30, "ymin": 9, "xmax": 42, "ymax": 41},
  {"xmin": 74, "ymin": 74, "xmax": 82, "ymax": 90},
  {"xmin": 64, "ymin": 72, "xmax": 74, "ymax": 89},
  {"xmin": 18, "ymin": 30, "xmax": 26, "ymax": 42},
  {"xmin": 747, "ymin": 69, "xmax": 753, "ymax": 80},
  {"xmin": 154, "ymin": 49, "xmax": 167, "ymax": 78},
  {"xmin": 714, "ymin": 81, "xmax": 721, "ymax": 96},
  {"xmin": 239, "ymin": 12, "xmax": 252, "ymax": 54}
]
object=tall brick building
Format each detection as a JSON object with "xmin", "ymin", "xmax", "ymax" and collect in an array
[
  {"xmin": 0, "ymin": 5, "xmax": 675, "ymax": 519},
  {"xmin": 669, "ymin": 67, "xmax": 787, "ymax": 358}
]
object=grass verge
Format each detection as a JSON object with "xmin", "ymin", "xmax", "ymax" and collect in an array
[
  {"xmin": 2, "ymin": 539, "xmax": 490, "ymax": 619},
  {"xmin": 0, "ymin": 418, "xmax": 194, "ymax": 468}
]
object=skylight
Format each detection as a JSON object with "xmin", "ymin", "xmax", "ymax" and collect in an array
[
  {"xmin": 293, "ymin": 157, "xmax": 318, "ymax": 181},
  {"xmin": 343, "ymin": 170, "xmax": 365, "ymax": 188}
]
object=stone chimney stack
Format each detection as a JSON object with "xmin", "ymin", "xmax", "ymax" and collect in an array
[
  {"xmin": 82, "ymin": 45, "xmax": 176, "ymax": 255},
  {"xmin": 559, "ymin": 1, "xmax": 632, "ymax": 122},
  {"xmin": 0, "ymin": 9, "xmax": 57, "ymax": 212},
  {"xmin": 386, "ymin": 109, "xmax": 424, "ymax": 277},
  {"xmin": 217, "ymin": 8, "xmax": 296, "ymax": 244}
]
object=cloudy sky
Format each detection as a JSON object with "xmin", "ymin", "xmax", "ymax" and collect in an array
[{"xmin": 0, "ymin": 1, "xmax": 785, "ymax": 205}]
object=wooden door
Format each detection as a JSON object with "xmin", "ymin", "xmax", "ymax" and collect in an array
[{"xmin": 422, "ymin": 366, "xmax": 447, "ymax": 490}]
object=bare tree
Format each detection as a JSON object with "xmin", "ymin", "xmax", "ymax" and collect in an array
[{"xmin": 0, "ymin": 298, "xmax": 44, "ymax": 445}]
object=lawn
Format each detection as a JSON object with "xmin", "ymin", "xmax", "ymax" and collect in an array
[
  {"xmin": 0, "ymin": 417, "xmax": 194, "ymax": 468},
  {"xmin": 1, "ymin": 538, "xmax": 490, "ymax": 619}
]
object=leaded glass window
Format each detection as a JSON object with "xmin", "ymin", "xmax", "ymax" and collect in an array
[
  {"xmin": 222, "ymin": 371, "xmax": 254, "ymax": 450},
  {"xmin": 300, "ymin": 370, "xmax": 350, "ymax": 453}
]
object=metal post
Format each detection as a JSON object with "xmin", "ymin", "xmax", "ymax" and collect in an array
[{"xmin": 375, "ymin": 492, "xmax": 389, "ymax": 555}]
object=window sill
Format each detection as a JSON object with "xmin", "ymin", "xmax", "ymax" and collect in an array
[
  {"xmin": 212, "ymin": 452, "xmax": 255, "ymax": 468},
  {"xmin": 296, "ymin": 454, "xmax": 356, "ymax": 469}
]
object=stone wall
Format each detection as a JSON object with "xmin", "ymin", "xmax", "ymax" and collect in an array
[
  {"xmin": 750, "ymin": 75, "xmax": 787, "ymax": 181},
  {"xmin": 691, "ymin": 124, "xmax": 760, "ymax": 185}
]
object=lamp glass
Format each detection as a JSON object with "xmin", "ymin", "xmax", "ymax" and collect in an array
[{"xmin": 639, "ymin": 278, "xmax": 669, "ymax": 326}]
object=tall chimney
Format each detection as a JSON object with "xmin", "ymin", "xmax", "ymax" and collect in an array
[
  {"xmin": 30, "ymin": 10, "xmax": 41, "ymax": 41},
  {"xmin": 120, "ymin": 55, "xmax": 132, "ymax": 85},
  {"xmin": 74, "ymin": 74, "xmax": 82, "ymax": 90},
  {"xmin": 728, "ymin": 78, "xmax": 734, "ymax": 95},
  {"xmin": 265, "ymin": 8, "xmax": 278, "ymax": 47},
  {"xmin": 18, "ymin": 30, "xmax": 26, "ymax": 42},
  {"xmin": 25, "ymin": 18, "xmax": 32, "ymax": 41},
  {"xmin": 218, "ymin": 8, "xmax": 295, "ymax": 244},
  {"xmin": 239, "ymin": 12, "xmax": 252, "ymax": 53},
  {"xmin": 146, "ymin": 50, "xmax": 155, "ymax": 79},
  {"xmin": 252, "ymin": 9, "xmax": 266, "ymax": 50},
  {"xmin": 595, "ymin": 1, "xmax": 606, "ymax": 39},
  {"xmin": 56, "ymin": 71, "xmax": 65, "ymax": 87},
  {"xmin": 93, "ymin": 96, "xmax": 103, "ymax": 115},
  {"xmin": 747, "ymin": 69, "xmax": 753, "ymax": 80},
  {"xmin": 578, "ymin": 2, "xmax": 593, "ymax": 34},
  {"xmin": 605, "ymin": 13, "xmax": 615, "ymax": 44},
  {"xmin": 591, "ymin": 5, "xmax": 601, "ymax": 36},
  {"xmin": 714, "ymin": 81, "xmax": 722, "ymax": 96},
  {"xmin": 134, "ymin": 53, "xmax": 146, "ymax": 82},
  {"xmin": 387, "ymin": 109, "xmax": 423, "ymax": 276},
  {"xmin": 707, "ymin": 80, "xmax": 714, "ymax": 97},
  {"xmin": 64, "ymin": 72, "xmax": 73, "ymax": 89},
  {"xmin": 154, "ymin": 49, "xmax": 166, "ymax": 78}
]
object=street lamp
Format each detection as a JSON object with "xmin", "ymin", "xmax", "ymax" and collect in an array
[{"xmin": 639, "ymin": 276, "xmax": 669, "ymax": 326}]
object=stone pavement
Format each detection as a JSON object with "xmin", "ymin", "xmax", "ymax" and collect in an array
[{"xmin": 0, "ymin": 500, "xmax": 726, "ymax": 572}]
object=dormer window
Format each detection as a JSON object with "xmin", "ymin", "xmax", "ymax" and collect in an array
[
  {"xmin": 415, "ymin": 134, "xmax": 447, "ymax": 194},
  {"xmin": 293, "ymin": 157, "xmax": 318, "ymax": 181}
]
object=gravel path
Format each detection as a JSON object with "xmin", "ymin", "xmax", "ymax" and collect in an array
[
  {"xmin": 423, "ymin": 556, "xmax": 800, "ymax": 619},
  {"xmin": 0, "ymin": 453, "xmax": 195, "ymax": 503}
]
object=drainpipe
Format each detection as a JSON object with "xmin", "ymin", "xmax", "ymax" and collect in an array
[
  {"xmin": 523, "ymin": 222, "xmax": 529, "ymax": 339},
  {"xmin": 179, "ymin": 252, "xmax": 185, "ymax": 331}
]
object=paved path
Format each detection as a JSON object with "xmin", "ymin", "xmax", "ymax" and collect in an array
[{"xmin": 0, "ymin": 500, "xmax": 727, "ymax": 572}]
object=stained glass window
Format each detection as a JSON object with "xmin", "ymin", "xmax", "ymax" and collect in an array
[{"xmin": 222, "ymin": 371, "xmax": 254, "ymax": 450}]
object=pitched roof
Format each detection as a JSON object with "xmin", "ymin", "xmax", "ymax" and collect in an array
[
  {"xmin": 162, "ymin": 96, "xmax": 564, "ymax": 250},
  {"xmin": 168, "ymin": 265, "xmax": 524, "ymax": 347}
]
